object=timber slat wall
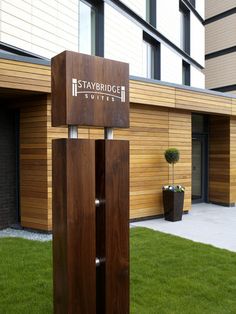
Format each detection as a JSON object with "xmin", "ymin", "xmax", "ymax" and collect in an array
[
  {"xmin": 0, "ymin": 59, "xmax": 50, "ymax": 93},
  {"xmin": 3, "ymin": 58, "xmax": 236, "ymax": 230},
  {"xmin": 168, "ymin": 111, "xmax": 191, "ymax": 211},
  {"xmin": 230, "ymin": 117, "xmax": 236, "ymax": 204},
  {"xmin": 20, "ymin": 96, "xmax": 50, "ymax": 230},
  {"xmin": 209, "ymin": 116, "xmax": 230, "ymax": 205},
  {"xmin": 45, "ymin": 101, "xmax": 191, "ymax": 225},
  {"xmin": 130, "ymin": 80, "xmax": 236, "ymax": 116}
]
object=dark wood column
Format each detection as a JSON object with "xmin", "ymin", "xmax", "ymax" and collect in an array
[
  {"xmin": 52, "ymin": 139, "xmax": 96, "ymax": 314},
  {"xmin": 96, "ymin": 140, "xmax": 129, "ymax": 314}
]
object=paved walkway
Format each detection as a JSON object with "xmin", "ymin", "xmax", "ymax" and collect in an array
[{"xmin": 131, "ymin": 203, "xmax": 236, "ymax": 252}]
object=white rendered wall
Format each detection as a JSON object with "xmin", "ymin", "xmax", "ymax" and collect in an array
[
  {"xmin": 191, "ymin": 66, "xmax": 205, "ymax": 88},
  {"xmin": 156, "ymin": 0, "xmax": 180, "ymax": 47},
  {"xmin": 161, "ymin": 45, "xmax": 182, "ymax": 85},
  {"xmin": 190, "ymin": 13, "xmax": 205, "ymax": 67},
  {"xmin": 195, "ymin": 0, "xmax": 205, "ymax": 19},
  {"xmin": 104, "ymin": 3, "xmax": 143, "ymax": 77},
  {"xmin": 121, "ymin": 0, "xmax": 145, "ymax": 19},
  {"xmin": 0, "ymin": 0, "xmax": 78, "ymax": 58}
]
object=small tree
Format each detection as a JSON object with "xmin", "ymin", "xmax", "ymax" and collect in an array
[{"xmin": 164, "ymin": 148, "xmax": 180, "ymax": 186}]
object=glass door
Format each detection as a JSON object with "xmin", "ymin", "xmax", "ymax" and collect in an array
[{"xmin": 192, "ymin": 135, "xmax": 207, "ymax": 203}]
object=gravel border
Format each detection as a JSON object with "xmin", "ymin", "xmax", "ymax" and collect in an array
[{"xmin": 0, "ymin": 228, "xmax": 52, "ymax": 242}]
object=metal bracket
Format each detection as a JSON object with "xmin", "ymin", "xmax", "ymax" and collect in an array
[
  {"xmin": 68, "ymin": 125, "xmax": 78, "ymax": 138},
  {"xmin": 96, "ymin": 257, "xmax": 105, "ymax": 267},
  {"xmin": 104, "ymin": 127, "xmax": 113, "ymax": 140},
  {"xmin": 95, "ymin": 199, "xmax": 105, "ymax": 207}
]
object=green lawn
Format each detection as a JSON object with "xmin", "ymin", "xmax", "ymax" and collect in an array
[{"xmin": 1, "ymin": 228, "xmax": 236, "ymax": 314}]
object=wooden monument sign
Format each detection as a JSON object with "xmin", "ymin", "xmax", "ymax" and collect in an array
[
  {"xmin": 52, "ymin": 51, "xmax": 129, "ymax": 127},
  {"xmin": 51, "ymin": 51, "xmax": 130, "ymax": 314}
]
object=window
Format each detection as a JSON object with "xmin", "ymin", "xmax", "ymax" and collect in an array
[
  {"xmin": 188, "ymin": 0, "xmax": 195, "ymax": 8},
  {"xmin": 79, "ymin": 0, "xmax": 104, "ymax": 56},
  {"xmin": 179, "ymin": 4, "xmax": 190, "ymax": 54},
  {"xmin": 142, "ymin": 33, "xmax": 160, "ymax": 80},
  {"xmin": 182, "ymin": 61, "xmax": 190, "ymax": 86},
  {"xmin": 146, "ymin": 0, "xmax": 156, "ymax": 27}
]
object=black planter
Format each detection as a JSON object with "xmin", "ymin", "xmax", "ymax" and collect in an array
[{"xmin": 162, "ymin": 190, "xmax": 184, "ymax": 221}]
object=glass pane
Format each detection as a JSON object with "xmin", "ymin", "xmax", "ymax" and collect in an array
[
  {"xmin": 79, "ymin": 1, "xmax": 96, "ymax": 55},
  {"xmin": 182, "ymin": 64, "xmax": 186, "ymax": 85},
  {"xmin": 142, "ymin": 41, "xmax": 153, "ymax": 79},
  {"xmin": 192, "ymin": 139, "xmax": 202, "ymax": 200},
  {"xmin": 142, "ymin": 41, "xmax": 148, "ymax": 78},
  {"xmin": 192, "ymin": 114, "xmax": 204, "ymax": 133},
  {"xmin": 147, "ymin": 44, "xmax": 152, "ymax": 79},
  {"xmin": 180, "ymin": 10, "xmax": 185, "ymax": 50}
]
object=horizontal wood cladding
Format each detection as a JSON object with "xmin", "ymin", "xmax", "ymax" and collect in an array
[
  {"xmin": 20, "ymin": 95, "xmax": 50, "ymax": 231},
  {"xmin": 1, "ymin": 58, "xmax": 236, "ymax": 117},
  {"xmin": 0, "ymin": 58, "xmax": 51, "ymax": 93},
  {"xmin": 230, "ymin": 117, "xmax": 236, "ymax": 204},
  {"xmin": 130, "ymin": 80, "xmax": 236, "ymax": 116},
  {"xmin": 46, "ymin": 100, "xmax": 191, "ymax": 227},
  {"xmin": 209, "ymin": 116, "xmax": 230, "ymax": 205}
]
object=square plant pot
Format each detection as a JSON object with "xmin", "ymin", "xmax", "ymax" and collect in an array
[{"xmin": 162, "ymin": 190, "xmax": 184, "ymax": 222}]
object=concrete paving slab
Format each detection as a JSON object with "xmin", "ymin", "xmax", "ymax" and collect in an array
[{"xmin": 131, "ymin": 203, "xmax": 236, "ymax": 252}]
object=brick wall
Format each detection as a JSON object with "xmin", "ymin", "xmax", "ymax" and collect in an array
[{"xmin": 0, "ymin": 108, "xmax": 18, "ymax": 229}]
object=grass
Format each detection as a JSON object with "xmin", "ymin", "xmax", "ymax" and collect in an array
[{"xmin": 1, "ymin": 228, "xmax": 236, "ymax": 313}]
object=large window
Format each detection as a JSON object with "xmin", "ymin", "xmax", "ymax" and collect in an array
[
  {"xmin": 180, "ymin": 4, "xmax": 190, "ymax": 54},
  {"xmin": 79, "ymin": 0, "xmax": 104, "ymax": 56},
  {"xmin": 142, "ymin": 33, "xmax": 160, "ymax": 80},
  {"xmin": 182, "ymin": 61, "xmax": 190, "ymax": 86},
  {"xmin": 146, "ymin": 0, "xmax": 156, "ymax": 27}
]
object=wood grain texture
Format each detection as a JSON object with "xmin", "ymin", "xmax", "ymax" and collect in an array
[
  {"xmin": 116, "ymin": 105, "xmax": 191, "ymax": 219},
  {"xmin": 12, "ymin": 57, "xmax": 236, "ymax": 230},
  {"xmin": 96, "ymin": 140, "xmax": 129, "ymax": 314},
  {"xmin": 130, "ymin": 79, "xmax": 236, "ymax": 116},
  {"xmin": 46, "ymin": 102, "xmax": 192, "ymax": 226},
  {"xmin": 51, "ymin": 51, "xmax": 129, "ymax": 127},
  {"xmin": 20, "ymin": 95, "xmax": 50, "ymax": 230},
  {"xmin": 230, "ymin": 117, "xmax": 236, "ymax": 204},
  {"xmin": 0, "ymin": 58, "xmax": 50, "ymax": 93},
  {"xmin": 209, "ymin": 116, "xmax": 230, "ymax": 205},
  {"xmin": 52, "ymin": 139, "xmax": 96, "ymax": 314}
]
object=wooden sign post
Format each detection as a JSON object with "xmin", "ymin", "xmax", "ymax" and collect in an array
[{"xmin": 51, "ymin": 51, "xmax": 129, "ymax": 314}]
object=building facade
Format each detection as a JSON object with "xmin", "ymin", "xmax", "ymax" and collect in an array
[
  {"xmin": 1, "ymin": 0, "xmax": 236, "ymax": 232},
  {"xmin": 205, "ymin": 0, "xmax": 236, "ymax": 94},
  {"xmin": 0, "ymin": 0, "xmax": 205, "ymax": 87}
]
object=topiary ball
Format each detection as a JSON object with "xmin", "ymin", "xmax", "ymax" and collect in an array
[{"xmin": 164, "ymin": 148, "xmax": 180, "ymax": 164}]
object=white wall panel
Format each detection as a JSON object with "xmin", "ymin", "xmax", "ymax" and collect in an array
[
  {"xmin": 195, "ymin": 0, "xmax": 205, "ymax": 19},
  {"xmin": 156, "ymin": 0, "xmax": 180, "ymax": 47},
  {"xmin": 121, "ymin": 0, "xmax": 146, "ymax": 19},
  {"xmin": 161, "ymin": 45, "xmax": 182, "ymax": 85},
  {"xmin": 191, "ymin": 13, "xmax": 205, "ymax": 67},
  {"xmin": 191, "ymin": 66, "xmax": 205, "ymax": 88},
  {"xmin": 104, "ymin": 4, "xmax": 143, "ymax": 77},
  {"xmin": 0, "ymin": 0, "xmax": 78, "ymax": 58}
]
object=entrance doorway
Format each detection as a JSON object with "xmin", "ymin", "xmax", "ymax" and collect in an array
[
  {"xmin": 192, "ymin": 114, "xmax": 208, "ymax": 203},
  {"xmin": 0, "ymin": 107, "xmax": 20, "ymax": 229}
]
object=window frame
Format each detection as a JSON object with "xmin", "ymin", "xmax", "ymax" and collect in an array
[
  {"xmin": 146, "ymin": 0, "xmax": 156, "ymax": 28},
  {"xmin": 179, "ymin": 1, "xmax": 190, "ymax": 55},
  {"xmin": 143, "ymin": 32, "xmax": 161, "ymax": 80},
  {"xmin": 79, "ymin": 0, "xmax": 104, "ymax": 57},
  {"xmin": 182, "ymin": 60, "xmax": 190, "ymax": 86}
]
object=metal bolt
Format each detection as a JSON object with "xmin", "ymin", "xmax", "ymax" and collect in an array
[{"xmin": 96, "ymin": 257, "xmax": 105, "ymax": 267}]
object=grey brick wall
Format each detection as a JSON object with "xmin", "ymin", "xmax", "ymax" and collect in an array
[{"xmin": 0, "ymin": 108, "xmax": 18, "ymax": 229}]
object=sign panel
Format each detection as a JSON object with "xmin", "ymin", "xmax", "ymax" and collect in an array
[{"xmin": 51, "ymin": 51, "xmax": 129, "ymax": 128}]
